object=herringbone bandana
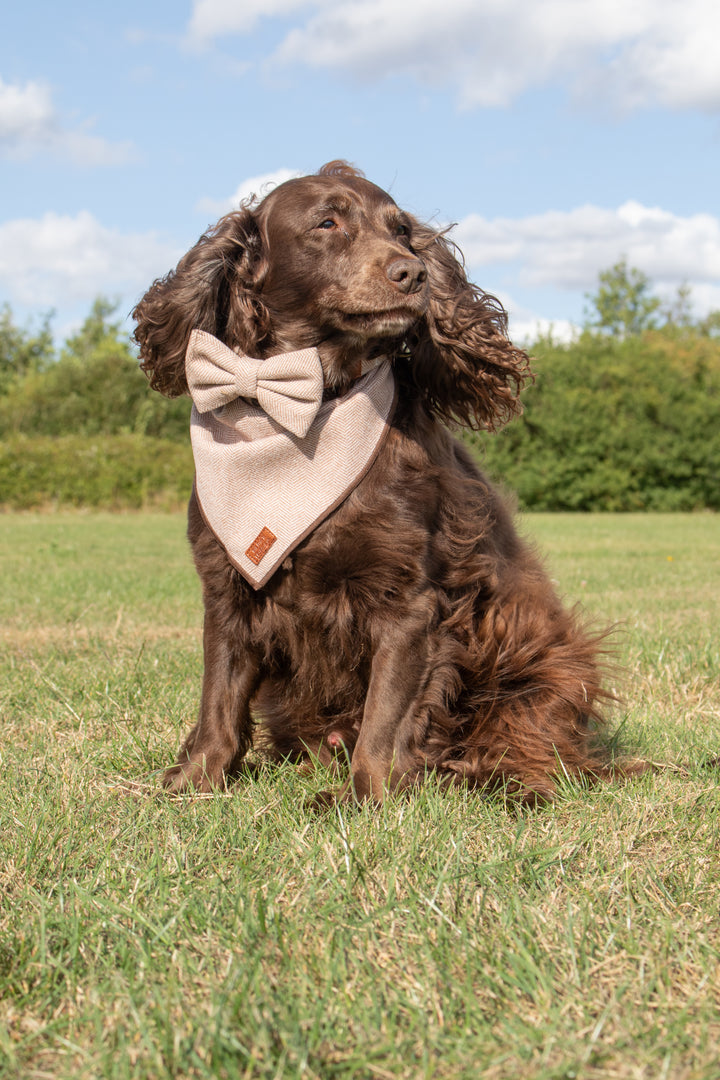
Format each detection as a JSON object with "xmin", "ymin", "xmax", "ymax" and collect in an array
[{"xmin": 185, "ymin": 330, "xmax": 397, "ymax": 588}]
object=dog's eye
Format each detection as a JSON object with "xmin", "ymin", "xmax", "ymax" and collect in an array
[
  {"xmin": 316, "ymin": 219, "xmax": 337, "ymax": 230},
  {"xmin": 396, "ymin": 224, "xmax": 409, "ymax": 236}
]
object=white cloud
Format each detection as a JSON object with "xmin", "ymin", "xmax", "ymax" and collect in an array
[
  {"xmin": 0, "ymin": 76, "xmax": 134, "ymax": 165},
  {"xmin": 0, "ymin": 212, "xmax": 180, "ymax": 308},
  {"xmin": 509, "ymin": 315, "xmax": 577, "ymax": 346},
  {"xmin": 188, "ymin": 0, "xmax": 313, "ymax": 41},
  {"xmin": 454, "ymin": 202, "xmax": 720, "ymax": 314},
  {"xmin": 3, "ymin": 197, "xmax": 717, "ymax": 342},
  {"xmin": 484, "ymin": 287, "xmax": 578, "ymax": 344},
  {"xmin": 0, "ymin": 78, "xmax": 54, "ymax": 140},
  {"xmin": 595, "ymin": 10, "xmax": 720, "ymax": 111},
  {"xmin": 686, "ymin": 282, "xmax": 720, "ymax": 315},
  {"xmin": 186, "ymin": 0, "xmax": 720, "ymax": 112},
  {"xmin": 197, "ymin": 168, "xmax": 301, "ymax": 217}
]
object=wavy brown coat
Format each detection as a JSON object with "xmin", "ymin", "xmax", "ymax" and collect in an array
[{"xmin": 133, "ymin": 161, "xmax": 610, "ymax": 803}]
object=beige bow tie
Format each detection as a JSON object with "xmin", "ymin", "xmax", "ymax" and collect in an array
[{"xmin": 185, "ymin": 328, "xmax": 324, "ymax": 438}]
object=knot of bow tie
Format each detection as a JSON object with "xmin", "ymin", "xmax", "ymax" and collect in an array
[{"xmin": 185, "ymin": 328, "xmax": 325, "ymax": 438}]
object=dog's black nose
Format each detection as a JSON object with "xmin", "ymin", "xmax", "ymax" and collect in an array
[{"xmin": 386, "ymin": 258, "xmax": 427, "ymax": 295}]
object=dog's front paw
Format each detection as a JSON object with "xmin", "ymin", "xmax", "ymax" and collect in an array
[
  {"xmin": 307, "ymin": 788, "xmax": 339, "ymax": 813},
  {"xmin": 306, "ymin": 778, "xmax": 378, "ymax": 812},
  {"xmin": 162, "ymin": 756, "xmax": 223, "ymax": 795}
]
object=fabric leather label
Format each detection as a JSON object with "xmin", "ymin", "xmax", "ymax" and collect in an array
[{"xmin": 245, "ymin": 527, "xmax": 277, "ymax": 565}]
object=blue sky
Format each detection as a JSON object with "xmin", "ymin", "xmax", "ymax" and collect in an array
[{"xmin": 2, "ymin": 0, "xmax": 719, "ymax": 343}]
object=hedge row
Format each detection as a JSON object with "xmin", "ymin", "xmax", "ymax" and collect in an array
[
  {"xmin": 1, "ymin": 330, "xmax": 718, "ymax": 512},
  {"xmin": 0, "ymin": 349, "xmax": 191, "ymax": 441},
  {"xmin": 467, "ymin": 331, "xmax": 720, "ymax": 511},
  {"xmin": 0, "ymin": 435, "xmax": 194, "ymax": 510}
]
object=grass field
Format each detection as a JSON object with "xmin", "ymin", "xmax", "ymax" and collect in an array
[{"xmin": 1, "ymin": 511, "xmax": 719, "ymax": 1080}]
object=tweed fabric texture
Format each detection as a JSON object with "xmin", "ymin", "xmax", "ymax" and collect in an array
[
  {"xmin": 186, "ymin": 328, "xmax": 324, "ymax": 438},
  {"xmin": 189, "ymin": 350, "xmax": 397, "ymax": 589}
]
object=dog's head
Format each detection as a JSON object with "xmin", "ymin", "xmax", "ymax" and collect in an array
[
  {"xmin": 133, "ymin": 161, "xmax": 530, "ymax": 430},
  {"xmin": 253, "ymin": 165, "xmax": 429, "ymax": 360}
]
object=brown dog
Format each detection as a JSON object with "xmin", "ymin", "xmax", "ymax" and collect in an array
[{"xmin": 133, "ymin": 161, "xmax": 609, "ymax": 803}]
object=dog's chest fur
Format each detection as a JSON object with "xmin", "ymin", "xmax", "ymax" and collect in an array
[{"xmin": 192, "ymin": 415, "xmax": 482, "ymax": 699}]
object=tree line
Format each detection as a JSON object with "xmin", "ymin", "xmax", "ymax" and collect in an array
[{"xmin": 1, "ymin": 268, "xmax": 718, "ymax": 510}]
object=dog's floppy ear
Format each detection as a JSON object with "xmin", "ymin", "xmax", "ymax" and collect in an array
[
  {"xmin": 132, "ymin": 208, "xmax": 270, "ymax": 397},
  {"xmin": 406, "ymin": 221, "xmax": 532, "ymax": 431}
]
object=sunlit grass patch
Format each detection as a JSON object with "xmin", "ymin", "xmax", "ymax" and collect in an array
[{"xmin": 1, "ymin": 511, "xmax": 719, "ymax": 1080}]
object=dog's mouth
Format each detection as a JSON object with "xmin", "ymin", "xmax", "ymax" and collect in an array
[{"xmin": 336, "ymin": 307, "xmax": 421, "ymax": 334}]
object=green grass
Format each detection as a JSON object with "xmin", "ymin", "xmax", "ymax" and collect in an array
[{"xmin": 1, "ymin": 511, "xmax": 719, "ymax": 1080}]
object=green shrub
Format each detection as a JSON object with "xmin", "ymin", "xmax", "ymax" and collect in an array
[
  {"xmin": 0, "ymin": 297, "xmax": 191, "ymax": 442},
  {"xmin": 2, "ymin": 294, "xmax": 719, "ymax": 512},
  {"xmin": 467, "ymin": 331, "xmax": 720, "ymax": 511},
  {"xmin": 0, "ymin": 305, "xmax": 55, "ymax": 393},
  {"xmin": 0, "ymin": 435, "xmax": 194, "ymax": 510},
  {"xmin": 0, "ymin": 349, "xmax": 191, "ymax": 442}
]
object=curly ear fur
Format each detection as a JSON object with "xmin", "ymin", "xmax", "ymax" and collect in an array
[
  {"xmin": 406, "ymin": 222, "xmax": 533, "ymax": 431},
  {"xmin": 132, "ymin": 209, "xmax": 270, "ymax": 398}
]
